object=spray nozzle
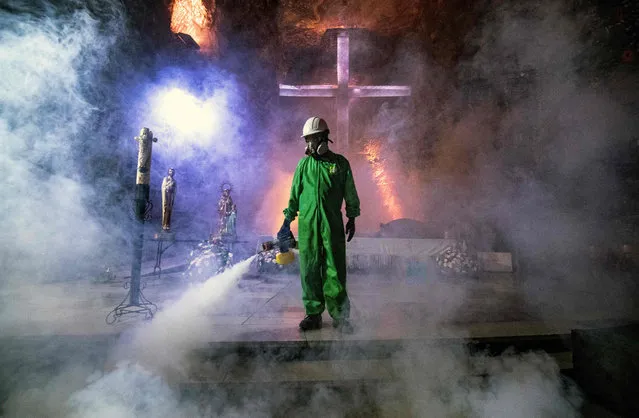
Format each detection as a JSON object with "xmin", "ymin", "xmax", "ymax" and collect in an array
[
  {"xmin": 260, "ymin": 231, "xmax": 297, "ymax": 265},
  {"xmin": 261, "ymin": 231, "xmax": 296, "ymax": 253}
]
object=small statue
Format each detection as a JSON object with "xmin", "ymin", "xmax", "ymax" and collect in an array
[
  {"xmin": 226, "ymin": 204, "xmax": 237, "ymax": 238},
  {"xmin": 217, "ymin": 183, "xmax": 234, "ymax": 235},
  {"xmin": 161, "ymin": 168, "xmax": 177, "ymax": 231}
]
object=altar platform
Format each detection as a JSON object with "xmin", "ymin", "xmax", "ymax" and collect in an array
[
  {"xmin": 2, "ymin": 247, "xmax": 637, "ymax": 416},
  {"xmin": 2, "ymin": 248, "xmax": 637, "ymax": 356}
]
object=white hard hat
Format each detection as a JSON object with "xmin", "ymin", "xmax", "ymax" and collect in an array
[{"xmin": 301, "ymin": 117, "xmax": 330, "ymax": 137}]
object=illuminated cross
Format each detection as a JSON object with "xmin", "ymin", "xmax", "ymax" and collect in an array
[{"xmin": 279, "ymin": 29, "xmax": 411, "ymax": 151}]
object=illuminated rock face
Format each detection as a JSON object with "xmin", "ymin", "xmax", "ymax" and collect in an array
[
  {"xmin": 363, "ymin": 140, "xmax": 404, "ymax": 221},
  {"xmin": 162, "ymin": 0, "xmax": 484, "ymax": 67},
  {"xmin": 169, "ymin": 0, "xmax": 216, "ymax": 52},
  {"xmin": 277, "ymin": 0, "xmax": 422, "ymax": 46},
  {"xmin": 164, "ymin": 1, "xmax": 637, "ymax": 69}
]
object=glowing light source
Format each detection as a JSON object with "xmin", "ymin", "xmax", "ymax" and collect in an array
[
  {"xmin": 363, "ymin": 140, "xmax": 403, "ymax": 221},
  {"xmin": 152, "ymin": 88, "xmax": 221, "ymax": 137},
  {"xmin": 170, "ymin": 0, "xmax": 215, "ymax": 52}
]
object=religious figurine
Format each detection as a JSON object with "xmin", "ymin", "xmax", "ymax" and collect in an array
[
  {"xmin": 226, "ymin": 204, "xmax": 237, "ymax": 239},
  {"xmin": 217, "ymin": 183, "xmax": 234, "ymax": 236},
  {"xmin": 161, "ymin": 168, "xmax": 177, "ymax": 231}
]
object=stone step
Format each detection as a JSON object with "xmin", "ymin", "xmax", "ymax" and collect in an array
[
  {"xmin": 185, "ymin": 352, "xmax": 574, "ymax": 385},
  {"xmin": 177, "ymin": 380, "xmax": 617, "ymax": 418},
  {"xmin": 173, "ymin": 335, "xmax": 589, "ymax": 418},
  {"xmin": 193, "ymin": 332, "xmax": 572, "ymax": 363}
]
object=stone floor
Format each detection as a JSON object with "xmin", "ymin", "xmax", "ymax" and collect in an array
[
  {"xmin": 1, "ymin": 251, "xmax": 637, "ymax": 417},
  {"xmin": 2, "ymin": 253, "xmax": 637, "ymax": 341}
]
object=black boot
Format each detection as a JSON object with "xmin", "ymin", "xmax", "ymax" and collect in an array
[{"xmin": 299, "ymin": 314, "xmax": 322, "ymax": 331}]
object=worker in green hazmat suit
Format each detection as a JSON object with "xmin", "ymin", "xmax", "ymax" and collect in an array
[{"xmin": 278, "ymin": 117, "xmax": 360, "ymax": 333}]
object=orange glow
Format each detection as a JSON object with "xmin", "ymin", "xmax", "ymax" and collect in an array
[
  {"xmin": 255, "ymin": 170, "xmax": 298, "ymax": 236},
  {"xmin": 170, "ymin": 0, "xmax": 216, "ymax": 52},
  {"xmin": 279, "ymin": 0, "xmax": 421, "ymax": 46},
  {"xmin": 363, "ymin": 140, "xmax": 403, "ymax": 220}
]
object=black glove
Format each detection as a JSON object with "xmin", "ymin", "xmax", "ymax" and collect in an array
[
  {"xmin": 277, "ymin": 218, "xmax": 291, "ymax": 243},
  {"xmin": 345, "ymin": 217, "xmax": 356, "ymax": 242}
]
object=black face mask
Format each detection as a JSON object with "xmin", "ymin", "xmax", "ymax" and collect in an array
[{"xmin": 304, "ymin": 135, "xmax": 329, "ymax": 156}]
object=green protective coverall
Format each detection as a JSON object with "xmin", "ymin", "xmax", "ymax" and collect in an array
[{"xmin": 283, "ymin": 151, "xmax": 360, "ymax": 320}]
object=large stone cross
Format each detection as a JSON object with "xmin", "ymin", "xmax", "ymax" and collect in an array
[{"xmin": 279, "ymin": 29, "xmax": 411, "ymax": 151}]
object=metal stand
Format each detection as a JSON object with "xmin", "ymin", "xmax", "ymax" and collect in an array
[
  {"xmin": 106, "ymin": 279, "xmax": 157, "ymax": 324},
  {"xmin": 106, "ymin": 209, "xmax": 158, "ymax": 324},
  {"xmin": 153, "ymin": 241, "xmax": 174, "ymax": 279},
  {"xmin": 107, "ymin": 128, "xmax": 159, "ymax": 324},
  {"xmin": 107, "ymin": 196, "xmax": 159, "ymax": 324},
  {"xmin": 152, "ymin": 232, "xmax": 176, "ymax": 280}
]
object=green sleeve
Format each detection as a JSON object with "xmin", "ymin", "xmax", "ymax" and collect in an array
[
  {"xmin": 283, "ymin": 159, "xmax": 304, "ymax": 222},
  {"xmin": 344, "ymin": 160, "xmax": 360, "ymax": 219}
]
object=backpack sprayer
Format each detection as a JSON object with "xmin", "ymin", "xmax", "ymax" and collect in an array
[{"xmin": 260, "ymin": 230, "xmax": 297, "ymax": 265}]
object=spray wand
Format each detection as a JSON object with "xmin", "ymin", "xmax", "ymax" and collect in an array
[{"xmin": 260, "ymin": 230, "xmax": 297, "ymax": 265}]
